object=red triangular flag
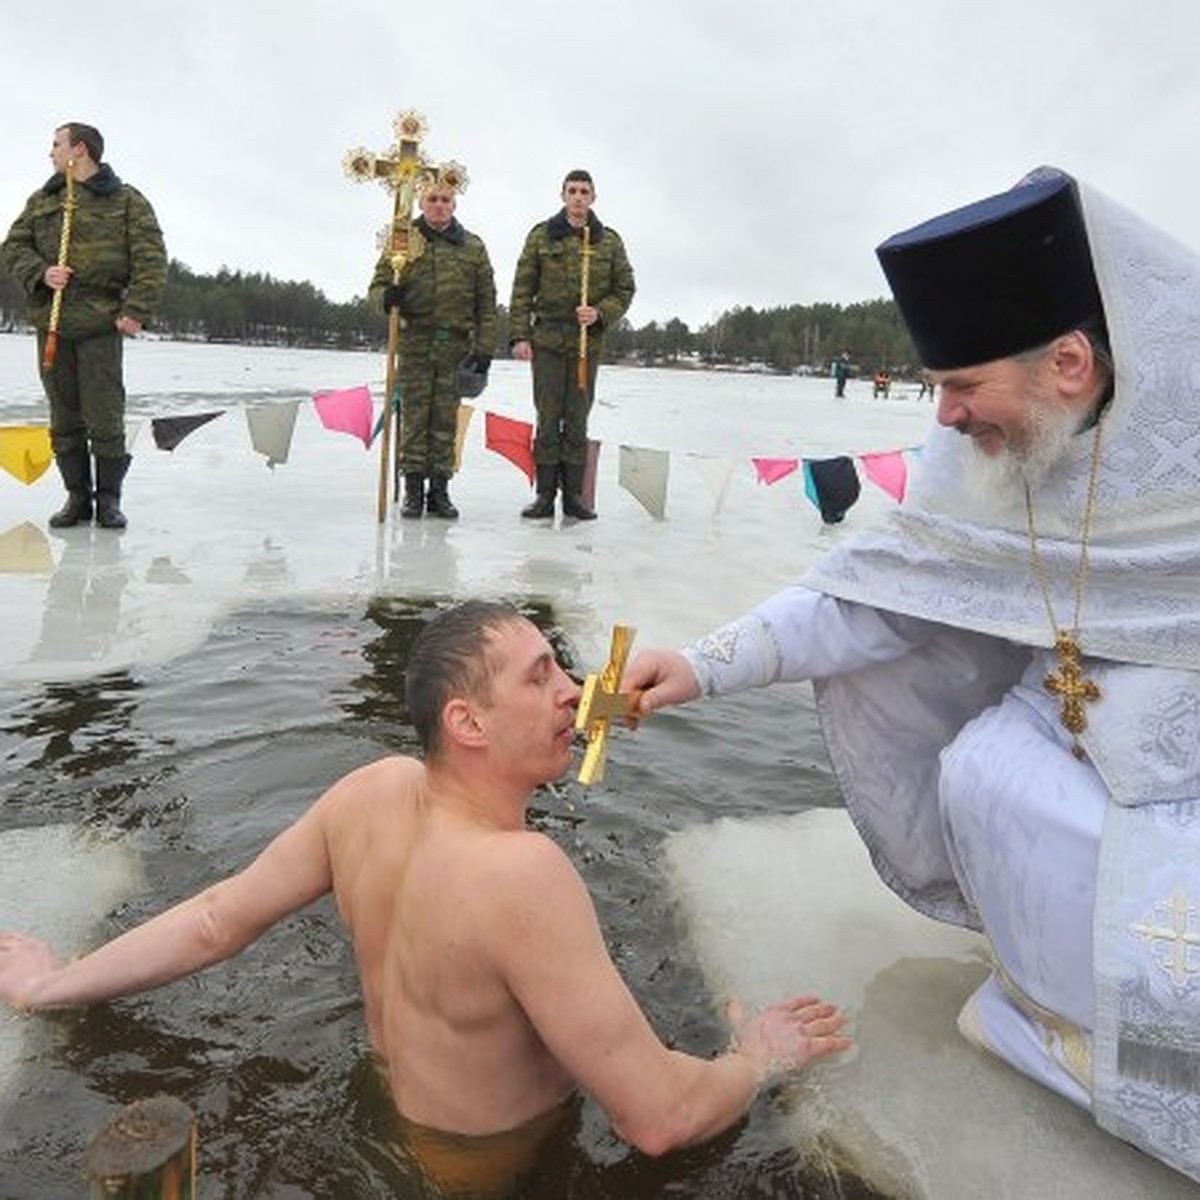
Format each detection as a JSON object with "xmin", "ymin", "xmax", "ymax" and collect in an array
[{"xmin": 485, "ymin": 412, "xmax": 535, "ymax": 484}]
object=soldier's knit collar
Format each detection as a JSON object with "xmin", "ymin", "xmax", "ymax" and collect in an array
[
  {"xmin": 43, "ymin": 163, "xmax": 122, "ymax": 197},
  {"xmin": 415, "ymin": 215, "xmax": 466, "ymax": 245},
  {"xmin": 547, "ymin": 209, "xmax": 605, "ymax": 243}
]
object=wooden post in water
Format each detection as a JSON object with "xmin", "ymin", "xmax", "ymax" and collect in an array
[{"xmin": 85, "ymin": 1095, "xmax": 196, "ymax": 1199}]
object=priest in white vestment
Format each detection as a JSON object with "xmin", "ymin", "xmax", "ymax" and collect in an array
[{"xmin": 627, "ymin": 167, "xmax": 1200, "ymax": 1183}]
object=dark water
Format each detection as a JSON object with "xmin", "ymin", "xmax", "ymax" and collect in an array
[{"xmin": 0, "ymin": 596, "xmax": 883, "ymax": 1199}]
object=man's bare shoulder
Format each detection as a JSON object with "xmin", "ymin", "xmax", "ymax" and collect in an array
[
  {"xmin": 317, "ymin": 755, "xmax": 425, "ymax": 810},
  {"xmin": 307, "ymin": 755, "xmax": 427, "ymax": 842},
  {"xmin": 475, "ymin": 830, "xmax": 591, "ymax": 921}
]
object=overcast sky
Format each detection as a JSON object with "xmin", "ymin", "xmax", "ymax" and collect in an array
[{"xmin": 4, "ymin": 1, "xmax": 1198, "ymax": 330}]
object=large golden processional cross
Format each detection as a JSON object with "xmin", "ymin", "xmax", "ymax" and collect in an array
[
  {"xmin": 344, "ymin": 111, "xmax": 467, "ymax": 523},
  {"xmin": 575, "ymin": 625, "xmax": 644, "ymax": 785}
]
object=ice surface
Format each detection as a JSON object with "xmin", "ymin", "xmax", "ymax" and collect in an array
[{"xmin": 664, "ymin": 809, "xmax": 1200, "ymax": 1198}]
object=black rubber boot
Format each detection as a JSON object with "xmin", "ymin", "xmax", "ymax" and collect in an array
[
  {"xmin": 425, "ymin": 474, "xmax": 459, "ymax": 520},
  {"xmin": 93, "ymin": 454, "xmax": 131, "ymax": 530},
  {"xmin": 401, "ymin": 473, "xmax": 425, "ymax": 519},
  {"xmin": 521, "ymin": 464, "xmax": 558, "ymax": 519},
  {"xmin": 48, "ymin": 449, "xmax": 94, "ymax": 528},
  {"xmin": 560, "ymin": 462, "xmax": 596, "ymax": 521}
]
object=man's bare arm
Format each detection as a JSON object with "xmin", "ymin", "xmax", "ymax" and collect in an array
[
  {"xmin": 493, "ymin": 836, "xmax": 850, "ymax": 1156},
  {"xmin": 0, "ymin": 790, "xmax": 337, "ymax": 1012}
]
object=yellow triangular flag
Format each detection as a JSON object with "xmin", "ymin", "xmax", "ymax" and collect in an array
[
  {"xmin": 455, "ymin": 403, "xmax": 475, "ymax": 473},
  {"xmin": 0, "ymin": 425, "xmax": 53, "ymax": 485}
]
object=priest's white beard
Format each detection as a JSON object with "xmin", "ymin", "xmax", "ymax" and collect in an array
[{"xmin": 962, "ymin": 393, "xmax": 1086, "ymax": 512}]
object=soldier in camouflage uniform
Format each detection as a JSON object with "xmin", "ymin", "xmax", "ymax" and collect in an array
[
  {"xmin": 369, "ymin": 182, "xmax": 497, "ymax": 520},
  {"xmin": 2, "ymin": 122, "xmax": 167, "ymax": 530},
  {"xmin": 509, "ymin": 169, "xmax": 635, "ymax": 521}
]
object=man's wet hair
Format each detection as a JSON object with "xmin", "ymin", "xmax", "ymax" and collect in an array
[
  {"xmin": 562, "ymin": 168, "xmax": 594, "ymax": 190},
  {"xmin": 405, "ymin": 600, "xmax": 526, "ymax": 758},
  {"xmin": 60, "ymin": 123, "xmax": 104, "ymax": 163}
]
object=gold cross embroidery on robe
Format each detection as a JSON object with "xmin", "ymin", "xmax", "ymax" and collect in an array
[{"xmin": 1130, "ymin": 892, "xmax": 1200, "ymax": 987}]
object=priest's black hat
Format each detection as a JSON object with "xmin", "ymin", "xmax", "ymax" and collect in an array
[{"xmin": 875, "ymin": 169, "xmax": 1104, "ymax": 370}]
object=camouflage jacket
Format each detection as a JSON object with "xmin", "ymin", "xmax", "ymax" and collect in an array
[
  {"xmin": 508, "ymin": 209, "xmax": 635, "ymax": 352},
  {"xmin": 368, "ymin": 216, "xmax": 497, "ymax": 353},
  {"xmin": 2, "ymin": 164, "xmax": 167, "ymax": 338}
]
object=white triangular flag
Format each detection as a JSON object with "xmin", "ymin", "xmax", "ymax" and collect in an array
[
  {"xmin": 618, "ymin": 444, "xmax": 669, "ymax": 519},
  {"xmin": 690, "ymin": 453, "xmax": 736, "ymax": 515},
  {"xmin": 245, "ymin": 402, "xmax": 300, "ymax": 469}
]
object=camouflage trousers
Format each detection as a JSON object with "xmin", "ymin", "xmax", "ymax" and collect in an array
[
  {"xmin": 37, "ymin": 329, "xmax": 127, "ymax": 459},
  {"xmin": 530, "ymin": 347, "xmax": 601, "ymax": 466},
  {"xmin": 397, "ymin": 333, "xmax": 470, "ymax": 476}
]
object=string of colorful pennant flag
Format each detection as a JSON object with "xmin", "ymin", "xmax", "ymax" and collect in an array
[{"xmin": 0, "ymin": 383, "xmax": 921, "ymax": 524}]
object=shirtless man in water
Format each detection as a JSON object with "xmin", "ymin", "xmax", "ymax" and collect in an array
[{"xmin": 0, "ymin": 600, "xmax": 849, "ymax": 1174}]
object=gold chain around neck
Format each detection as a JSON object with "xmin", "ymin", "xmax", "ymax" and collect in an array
[{"xmin": 1022, "ymin": 420, "xmax": 1105, "ymax": 760}]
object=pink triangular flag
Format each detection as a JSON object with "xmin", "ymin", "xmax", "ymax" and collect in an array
[
  {"xmin": 313, "ymin": 384, "xmax": 374, "ymax": 448},
  {"xmin": 484, "ymin": 412, "xmax": 535, "ymax": 484},
  {"xmin": 860, "ymin": 450, "xmax": 908, "ymax": 502},
  {"xmin": 751, "ymin": 457, "xmax": 799, "ymax": 486}
]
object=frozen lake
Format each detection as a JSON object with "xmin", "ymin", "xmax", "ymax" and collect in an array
[
  {"xmin": 0, "ymin": 334, "xmax": 923, "ymax": 683},
  {"xmin": 3, "ymin": 335, "xmax": 1191, "ymax": 1198}
]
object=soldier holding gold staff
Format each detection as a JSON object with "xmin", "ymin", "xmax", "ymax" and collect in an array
[
  {"xmin": 368, "ymin": 165, "xmax": 497, "ymax": 521},
  {"xmin": 509, "ymin": 169, "xmax": 635, "ymax": 522},
  {"xmin": 2, "ymin": 122, "xmax": 166, "ymax": 531}
]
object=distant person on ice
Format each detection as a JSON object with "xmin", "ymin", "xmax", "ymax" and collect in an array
[
  {"xmin": 626, "ymin": 168, "xmax": 1200, "ymax": 1184},
  {"xmin": 0, "ymin": 601, "xmax": 849, "ymax": 1196},
  {"xmin": 2, "ymin": 122, "xmax": 167, "ymax": 531},
  {"xmin": 832, "ymin": 349, "xmax": 852, "ymax": 397}
]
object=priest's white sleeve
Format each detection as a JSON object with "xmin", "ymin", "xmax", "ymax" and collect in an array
[{"xmin": 682, "ymin": 585, "xmax": 940, "ymax": 697}]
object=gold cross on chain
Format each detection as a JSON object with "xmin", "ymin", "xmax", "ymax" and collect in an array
[{"xmin": 1043, "ymin": 631, "xmax": 1102, "ymax": 759}]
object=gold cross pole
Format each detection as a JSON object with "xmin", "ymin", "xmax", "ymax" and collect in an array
[
  {"xmin": 575, "ymin": 624, "xmax": 643, "ymax": 785},
  {"xmin": 576, "ymin": 223, "xmax": 592, "ymax": 392},
  {"xmin": 43, "ymin": 158, "xmax": 77, "ymax": 372},
  {"xmin": 344, "ymin": 110, "xmax": 436, "ymax": 524}
]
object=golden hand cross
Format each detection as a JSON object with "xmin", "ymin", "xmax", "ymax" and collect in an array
[{"xmin": 575, "ymin": 625, "xmax": 643, "ymax": 785}]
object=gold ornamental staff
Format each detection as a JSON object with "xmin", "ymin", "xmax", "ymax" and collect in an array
[
  {"xmin": 345, "ymin": 111, "xmax": 435, "ymax": 523},
  {"xmin": 42, "ymin": 158, "xmax": 77, "ymax": 372},
  {"xmin": 378, "ymin": 148, "xmax": 425, "ymax": 525},
  {"xmin": 576, "ymin": 223, "xmax": 592, "ymax": 392}
]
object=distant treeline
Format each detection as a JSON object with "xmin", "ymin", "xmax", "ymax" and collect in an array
[{"xmin": 0, "ymin": 259, "xmax": 918, "ymax": 375}]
